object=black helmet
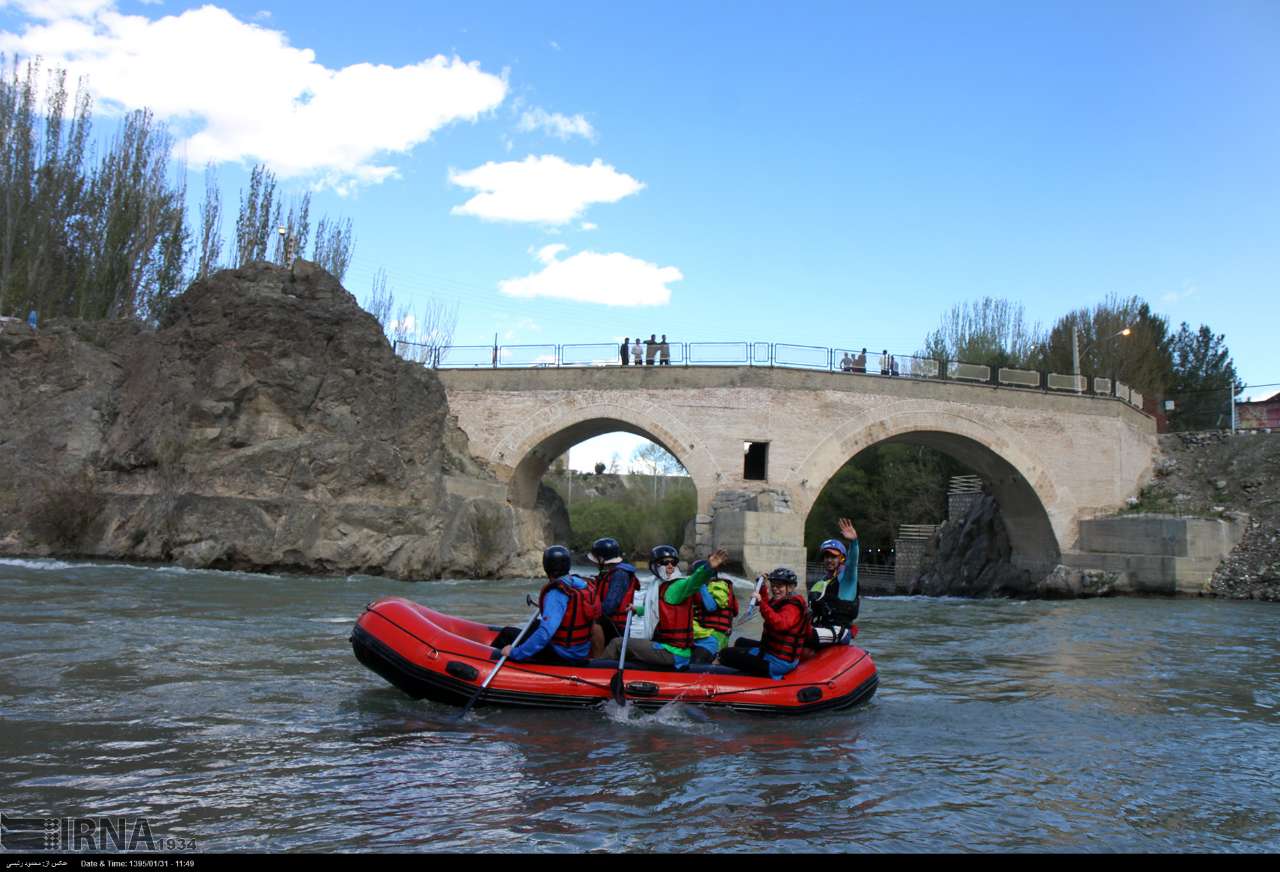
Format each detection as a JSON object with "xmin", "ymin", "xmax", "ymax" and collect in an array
[
  {"xmin": 649, "ymin": 544, "xmax": 679, "ymax": 576},
  {"xmin": 766, "ymin": 567, "xmax": 798, "ymax": 586},
  {"xmin": 543, "ymin": 545, "xmax": 572, "ymax": 578},
  {"xmin": 589, "ymin": 537, "xmax": 621, "ymax": 564}
]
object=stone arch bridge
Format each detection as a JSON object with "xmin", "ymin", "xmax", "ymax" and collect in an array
[{"xmin": 440, "ymin": 367, "xmax": 1158, "ymax": 578}]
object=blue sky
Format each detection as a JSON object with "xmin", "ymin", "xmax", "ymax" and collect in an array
[{"xmin": 3, "ymin": 1, "xmax": 1277, "ymax": 467}]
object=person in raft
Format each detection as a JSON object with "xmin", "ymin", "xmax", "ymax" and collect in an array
[
  {"xmin": 603, "ymin": 546, "xmax": 729, "ymax": 669},
  {"xmin": 807, "ymin": 517, "xmax": 860, "ymax": 646},
  {"xmin": 588, "ymin": 536, "xmax": 640, "ymax": 658},
  {"xmin": 689, "ymin": 558, "xmax": 739, "ymax": 664},
  {"xmin": 716, "ymin": 567, "xmax": 812, "ymax": 680},
  {"xmin": 493, "ymin": 545, "xmax": 600, "ymax": 665}
]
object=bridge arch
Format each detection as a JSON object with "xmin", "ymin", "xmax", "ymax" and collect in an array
[
  {"xmin": 791, "ymin": 405, "xmax": 1065, "ymax": 570},
  {"xmin": 499, "ymin": 401, "xmax": 721, "ymax": 511}
]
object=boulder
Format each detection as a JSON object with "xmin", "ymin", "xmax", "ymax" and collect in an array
[{"xmin": 0, "ymin": 261, "xmax": 552, "ymax": 579}]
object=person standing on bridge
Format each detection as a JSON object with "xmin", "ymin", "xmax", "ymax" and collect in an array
[
  {"xmin": 621, "ymin": 337, "xmax": 631, "ymax": 366},
  {"xmin": 645, "ymin": 334, "xmax": 658, "ymax": 366},
  {"xmin": 659, "ymin": 334, "xmax": 671, "ymax": 365},
  {"xmin": 807, "ymin": 517, "xmax": 860, "ymax": 646},
  {"xmin": 632, "ymin": 337, "xmax": 642, "ymax": 365}
]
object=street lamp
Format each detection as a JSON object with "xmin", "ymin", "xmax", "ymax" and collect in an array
[
  {"xmin": 1073, "ymin": 326, "xmax": 1131, "ymax": 393},
  {"xmin": 277, "ymin": 226, "xmax": 296, "ymax": 266}
]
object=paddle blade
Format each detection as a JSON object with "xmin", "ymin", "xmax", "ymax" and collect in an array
[{"xmin": 609, "ymin": 670, "xmax": 626, "ymax": 707}]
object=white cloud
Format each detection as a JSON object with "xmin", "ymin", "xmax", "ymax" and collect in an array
[
  {"xmin": 1160, "ymin": 282, "xmax": 1198, "ymax": 307},
  {"xmin": 580, "ymin": 222, "xmax": 597, "ymax": 231},
  {"xmin": 449, "ymin": 155, "xmax": 643, "ymax": 225},
  {"xmin": 0, "ymin": 2, "xmax": 508, "ymax": 188},
  {"xmin": 2, "ymin": 0, "xmax": 113, "ymax": 18},
  {"xmin": 499, "ymin": 245, "xmax": 681, "ymax": 306},
  {"xmin": 534, "ymin": 243, "xmax": 567, "ymax": 264},
  {"xmin": 516, "ymin": 107, "xmax": 595, "ymax": 141}
]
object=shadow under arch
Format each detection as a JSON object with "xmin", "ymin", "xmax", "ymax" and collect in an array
[
  {"xmin": 796, "ymin": 417, "xmax": 1062, "ymax": 573},
  {"xmin": 505, "ymin": 414, "xmax": 714, "ymax": 511}
]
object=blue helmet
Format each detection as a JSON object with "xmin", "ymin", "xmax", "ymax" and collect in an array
[
  {"xmin": 589, "ymin": 537, "xmax": 622, "ymax": 564},
  {"xmin": 649, "ymin": 544, "xmax": 679, "ymax": 577},
  {"xmin": 543, "ymin": 545, "xmax": 572, "ymax": 578},
  {"xmin": 819, "ymin": 539, "xmax": 847, "ymax": 560}
]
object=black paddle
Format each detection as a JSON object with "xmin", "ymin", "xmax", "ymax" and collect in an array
[
  {"xmin": 457, "ymin": 609, "xmax": 539, "ymax": 720},
  {"xmin": 608, "ymin": 608, "xmax": 635, "ymax": 706}
]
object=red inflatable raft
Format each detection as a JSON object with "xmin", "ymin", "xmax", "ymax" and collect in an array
[{"xmin": 350, "ymin": 596, "xmax": 878, "ymax": 716}]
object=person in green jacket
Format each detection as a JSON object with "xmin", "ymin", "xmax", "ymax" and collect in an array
[
  {"xmin": 602, "ymin": 546, "xmax": 729, "ymax": 669},
  {"xmin": 689, "ymin": 560, "xmax": 739, "ymax": 664}
]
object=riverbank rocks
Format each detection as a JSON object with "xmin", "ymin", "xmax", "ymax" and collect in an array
[
  {"xmin": 1134, "ymin": 430, "xmax": 1280, "ymax": 601},
  {"xmin": 1037, "ymin": 565, "xmax": 1121, "ymax": 599},
  {"xmin": 0, "ymin": 261, "xmax": 553, "ymax": 579}
]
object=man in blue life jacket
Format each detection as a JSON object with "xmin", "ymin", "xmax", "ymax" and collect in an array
[
  {"xmin": 807, "ymin": 517, "xmax": 860, "ymax": 646},
  {"xmin": 494, "ymin": 545, "xmax": 600, "ymax": 665}
]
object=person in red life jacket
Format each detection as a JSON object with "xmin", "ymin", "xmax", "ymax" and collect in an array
[
  {"xmin": 716, "ymin": 567, "xmax": 811, "ymax": 680},
  {"xmin": 602, "ymin": 546, "xmax": 729, "ymax": 669},
  {"xmin": 588, "ymin": 536, "xmax": 640, "ymax": 658},
  {"xmin": 495, "ymin": 545, "xmax": 600, "ymax": 665},
  {"xmin": 690, "ymin": 559, "xmax": 739, "ymax": 664}
]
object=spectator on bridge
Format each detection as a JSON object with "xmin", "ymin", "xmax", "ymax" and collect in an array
[
  {"xmin": 620, "ymin": 337, "xmax": 631, "ymax": 366},
  {"xmin": 659, "ymin": 334, "xmax": 671, "ymax": 365},
  {"xmin": 890, "ymin": 354, "xmax": 899, "ymax": 377},
  {"xmin": 854, "ymin": 348, "xmax": 867, "ymax": 373},
  {"xmin": 632, "ymin": 337, "xmax": 642, "ymax": 365},
  {"xmin": 645, "ymin": 334, "xmax": 658, "ymax": 366},
  {"xmin": 840, "ymin": 352, "xmax": 855, "ymax": 372},
  {"xmin": 880, "ymin": 349, "xmax": 891, "ymax": 375}
]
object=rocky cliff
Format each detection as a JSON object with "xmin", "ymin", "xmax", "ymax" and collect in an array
[{"xmin": 0, "ymin": 261, "xmax": 551, "ymax": 579}]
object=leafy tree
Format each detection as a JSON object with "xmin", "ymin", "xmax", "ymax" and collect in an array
[
  {"xmin": 1166, "ymin": 322, "xmax": 1242, "ymax": 431},
  {"xmin": 196, "ymin": 163, "xmax": 222, "ymax": 280},
  {"xmin": 805, "ymin": 444, "xmax": 969, "ymax": 558},
  {"xmin": 921, "ymin": 296, "xmax": 1042, "ymax": 368},
  {"xmin": 1041, "ymin": 294, "xmax": 1173, "ymax": 397},
  {"xmin": 313, "ymin": 215, "xmax": 354, "ymax": 280},
  {"xmin": 234, "ymin": 163, "xmax": 280, "ymax": 266},
  {"xmin": 594, "ymin": 462, "xmax": 606, "ymax": 475}
]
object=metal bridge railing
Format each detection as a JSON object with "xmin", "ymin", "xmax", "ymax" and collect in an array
[{"xmin": 395, "ymin": 338, "xmax": 1148, "ymax": 410}]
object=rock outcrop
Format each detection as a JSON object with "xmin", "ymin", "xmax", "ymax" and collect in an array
[
  {"xmin": 909, "ymin": 493, "xmax": 1035, "ymax": 597},
  {"xmin": 0, "ymin": 261, "xmax": 550, "ymax": 579}
]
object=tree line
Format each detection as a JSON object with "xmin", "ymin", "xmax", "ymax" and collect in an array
[
  {"xmin": 922, "ymin": 293, "xmax": 1241, "ymax": 431},
  {"xmin": 0, "ymin": 57, "xmax": 355, "ymax": 325}
]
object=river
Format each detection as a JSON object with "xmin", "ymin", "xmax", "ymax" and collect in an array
[{"xmin": 2, "ymin": 557, "xmax": 1278, "ymax": 852}]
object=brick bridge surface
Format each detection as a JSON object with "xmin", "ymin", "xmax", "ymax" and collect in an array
[{"xmin": 439, "ymin": 366, "xmax": 1158, "ymax": 577}]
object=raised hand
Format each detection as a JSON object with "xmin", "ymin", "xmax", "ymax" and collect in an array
[
  {"xmin": 838, "ymin": 518, "xmax": 858, "ymax": 541},
  {"xmin": 708, "ymin": 548, "xmax": 729, "ymax": 570}
]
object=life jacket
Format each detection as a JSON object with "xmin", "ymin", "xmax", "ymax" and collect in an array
[
  {"xmin": 594, "ymin": 564, "xmax": 639, "ymax": 632},
  {"xmin": 810, "ymin": 572, "xmax": 859, "ymax": 626},
  {"xmin": 650, "ymin": 579, "xmax": 696, "ymax": 650},
  {"xmin": 761, "ymin": 594, "xmax": 811, "ymax": 662},
  {"xmin": 693, "ymin": 581, "xmax": 739, "ymax": 635},
  {"xmin": 540, "ymin": 577, "xmax": 601, "ymax": 649}
]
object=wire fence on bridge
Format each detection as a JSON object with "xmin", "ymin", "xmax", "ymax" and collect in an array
[{"xmin": 396, "ymin": 338, "xmax": 1155, "ymax": 410}]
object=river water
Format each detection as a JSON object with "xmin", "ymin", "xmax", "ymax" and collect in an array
[{"xmin": 2, "ymin": 557, "xmax": 1278, "ymax": 853}]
